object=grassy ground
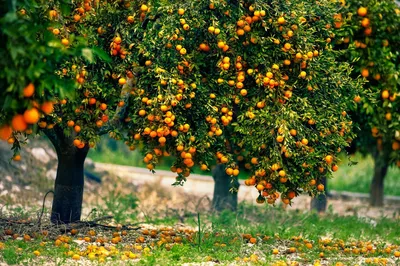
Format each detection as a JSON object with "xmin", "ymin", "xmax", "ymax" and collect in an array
[
  {"xmin": 88, "ymin": 138, "xmax": 400, "ymax": 196},
  {"xmin": 1, "ymin": 203, "xmax": 400, "ymax": 265},
  {"xmin": 329, "ymin": 153, "xmax": 400, "ymax": 196}
]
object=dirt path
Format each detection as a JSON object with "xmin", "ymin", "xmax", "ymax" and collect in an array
[{"xmin": 94, "ymin": 163, "xmax": 400, "ymax": 220}]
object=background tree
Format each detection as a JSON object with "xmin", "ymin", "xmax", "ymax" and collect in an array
[
  {"xmin": 333, "ymin": 0, "xmax": 400, "ymax": 206},
  {"xmin": 1, "ymin": 0, "xmax": 362, "ymax": 223}
]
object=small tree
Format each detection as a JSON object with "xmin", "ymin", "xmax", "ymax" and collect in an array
[
  {"xmin": 333, "ymin": 0, "xmax": 400, "ymax": 206},
  {"xmin": 1, "ymin": 0, "xmax": 362, "ymax": 223}
]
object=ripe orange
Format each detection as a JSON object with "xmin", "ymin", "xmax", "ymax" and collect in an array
[
  {"xmin": 361, "ymin": 18, "xmax": 370, "ymax": 28},
  {"xmin": 74, "ymin": 125, "xmax": 81, "ymax": 133},
  {"xmin": 89, "ymin": 98, "xmax": 96, "ymax": 105},
  {"xmin": 0, "ymin": 125, "xmax": 12, "ymax": 141},
  {"xmin": 276, "ymin": 135, "xmax": 284, "ymax": 143},
  {"xmin": 49, "ymin": 10, "xmax": 57, "ymax": 19},
  {"xmin": 278, "ymin": 17, "xmax": 285, "ymax": 24},
  {"xmin": 325, "ymin": 155, "xmax": 333, "ymax": 164},
  {"xmin": 61, "ymin": 38, "xmax": 69, "ymax": 46},
  {"xmin": 287, "ymin": 191, "xmax": 296, "ymax": 199},
  {"xmin": 23, "ymin": 83, "xmax": 35, "ymax": 97},
  {"xmin": 317, "ymin": 184, "xmax": 324, "ymax": 191},
  {"xmin": 100, "ymin": 103, "xmax": 107, "ymax": 111},
  {"xmin": 331, "ymin": 164, "xmax": 339, "ymax": 172},
  {"xmin": 13, "ymin": 154, "xmax": 21, "ymax": 161},
  {"xmin": 23, "ymin": 108, "xmax": 40, "ymax": 124},
  {"xmin": 237, "ymin": 29, "xmax": 245, "ymax": 36},
  {"xmin": 284, "ymin": 43, "xmax": 291, "ymax": 50},
  {"xmin": 11, "ymin": 114, "xmax": 28, "ymax": 131},
  {"xmin": 381, "ymin": 90, "xmax": 389, "ymax": 99},
  {"xmin": 41, "ymin": 102, "xmax": 54, "ymax": 114},
  {"xmin": 357, "ymin": 7, "xmax": 367, "ymax": 16},
  {"xmin": 73, "ymin": 139, "xmax": 81, "ymax": 147},
  {"xmin": 118, "ymin": 78, "xmax": 126, "ymax": 85}
]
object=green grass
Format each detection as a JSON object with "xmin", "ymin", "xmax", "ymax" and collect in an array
[
  {"xmin": 1, "ymin": 203, "xmax": 400, "ymax": 265},
  {"xmin": 89, "ymin": 137, "xmax": 400, "ymax": 196},
  {"xmin": 330, "ymin": 153, "xmax": 400, "ymax": 196}
]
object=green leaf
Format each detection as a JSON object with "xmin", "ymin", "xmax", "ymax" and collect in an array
[
  {"xmin": 92, "ymin": 47, "xmax": 112, "ymax": 63},
  {"xmin": 82, "ymin": 48, "xmax": 94, "ymax": 63}
]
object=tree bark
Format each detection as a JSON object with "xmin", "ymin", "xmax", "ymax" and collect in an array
[
  {"xmin": 311, "ymin": 176, "xmax": 327, "ymax": 213},
  {"xmin": 212, "ymin": 164, "xmax": 239, "ymax": 211},
  {"xmin": 370, "ymin": 150, "xmax": 389, "ymax": 207},
  {"xmin": 44, "ymin": 127, "xmax": 89, "ymax": 224}
]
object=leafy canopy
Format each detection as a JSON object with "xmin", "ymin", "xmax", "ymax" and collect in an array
[{"xmin": 0, "ymin": 0, "xmax": 363, "ymax": 204}]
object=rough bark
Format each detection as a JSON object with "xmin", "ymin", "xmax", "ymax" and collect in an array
[
  {"xmin": 311, "ymin": 176, "xmax": 327, "ymax": 213},
  {"xmin": 370, "ymin": 150, "xmax": 389, "ymax": 207},
  {"xmin": 212, "ymin": 164, "xmax": 240, "ymax": 211},
  {"xmin": 44, "ymin": 127, "xmax": 89, "ymax": 224}
]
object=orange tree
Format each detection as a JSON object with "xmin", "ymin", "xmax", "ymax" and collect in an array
[
  {"xmin": 0, "ymin": 0, "xmax": 363, "ymax": 223},
  {"xmin": 333, "ymin": 0, "xmax": 400, "ymax": 206}
]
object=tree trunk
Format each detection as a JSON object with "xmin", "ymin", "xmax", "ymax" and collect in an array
[
  {"xmin": 44, "ymin": 127, "xmax": 89, "ymax": 224},
  {"xmin": 212, "ymin": 164, "xmax": 239, "ymax": 211},
  {"xmin": 370, "ymin": 151, "xmax": 389, "ymax": 207},
  {"xmin": 311, "ymin": 176, "xmax": 327, "ymax": 213}
]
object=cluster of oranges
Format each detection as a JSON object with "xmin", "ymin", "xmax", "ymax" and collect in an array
[
  {"xmin": 110, "ymin": 36, "xmax": 128, "ymax": 59},
  {"xmin": 0, "ymin": 0, "xmax": 364, "ymax": 204},
  {"xmin": 1, "ymin": 83, "xmax": 54, "ymax": 160},
  {"xmin": 335, "ymin": 2, "xmax": 400, "ymax": 167}
]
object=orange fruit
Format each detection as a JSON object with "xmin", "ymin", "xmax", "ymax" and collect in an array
[
  {"xmin": 301, "ymin": 138, "xmax": 308, "ymax": 145},
  {"xmin": 381, "ymin": 90, "xmax": 389, "ymax": 99},
  {"xmin": 49, "ymin": 10, "xmax": 57, "ymax": 19},
  {"xmin": 361, "ymin": 18, "xmax": 370, "ymax": 28},
  {"xmin": 114, "ymin": 36, "xmax": 122, "ymax": 44},
  {"xmin": 325, "ymin": 155, "xmax": 333, "ymax": 164},
  {"xmin": 13, "ymin": 154, "xmax": 21, "ymax": 161},
  {"xmin": 74, "ymin": 14, "xmax": 81, "ymax": 22},
  {"xmin": 74, "ymin": 125, "xmax": 81, "ymax": 133},
  {"xmin": 287, "ymin": 191, "xmax": 296, "ymax": 199},
  {"xmin": 23, "ymin": 108, "xmax": 40, "ymax": 124},
  {"xmin": 61, "ymin": 38, "xmax": 69, "ymax": 46},
  {"xmin": 357, "ymin": 7, "xmax": 367, "ymax": 16},
  {"xmin": 278, "ymin": 170, "xmax": 286, "ymax": 177},
  {"xmin": 119, "ymin": 78, "xmax": 126, "ymax": 85},
  {"xmin": 278, "ymin": 17, "xmax": 285, "ymax": 24},
  {"xmin": 100, "ymin": 103, "xmax": 107, "ymax": 110},
  {"xmin": 23, "ymin": 83, "xmax": 35, "ymax": 97},
  {"xmin": 0, "ymin": 125, "xmax": 12, "ymax": 141},
  {"xmin": 392, "ymin": 141, "xmax": 400, "ymax": 151},
  {"xmin": 331, "ymin": 164, "xmax": 339, "ymax": 172},
  {"xmin": 11, "ymin": 114, "xmax": 28, "ymax": 131},
  {"xmin": 317, "ymin": 184, "xmax": 324, "ymax": 191},
  {"xmin": 41, "ymin": 102, "xmax": 54, "ymax": 114},
  {"xmin": 89, "ymin": 98, "xmax": 96, "ymax": 105},
  {"xmin": 127, "ymin": 16, "xmax": 134, "ymax": 23}
]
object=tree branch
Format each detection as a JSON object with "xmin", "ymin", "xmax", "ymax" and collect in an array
[{"xmin": 98, "ymin": 78, "xmax": 134, "ymax": 136}]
